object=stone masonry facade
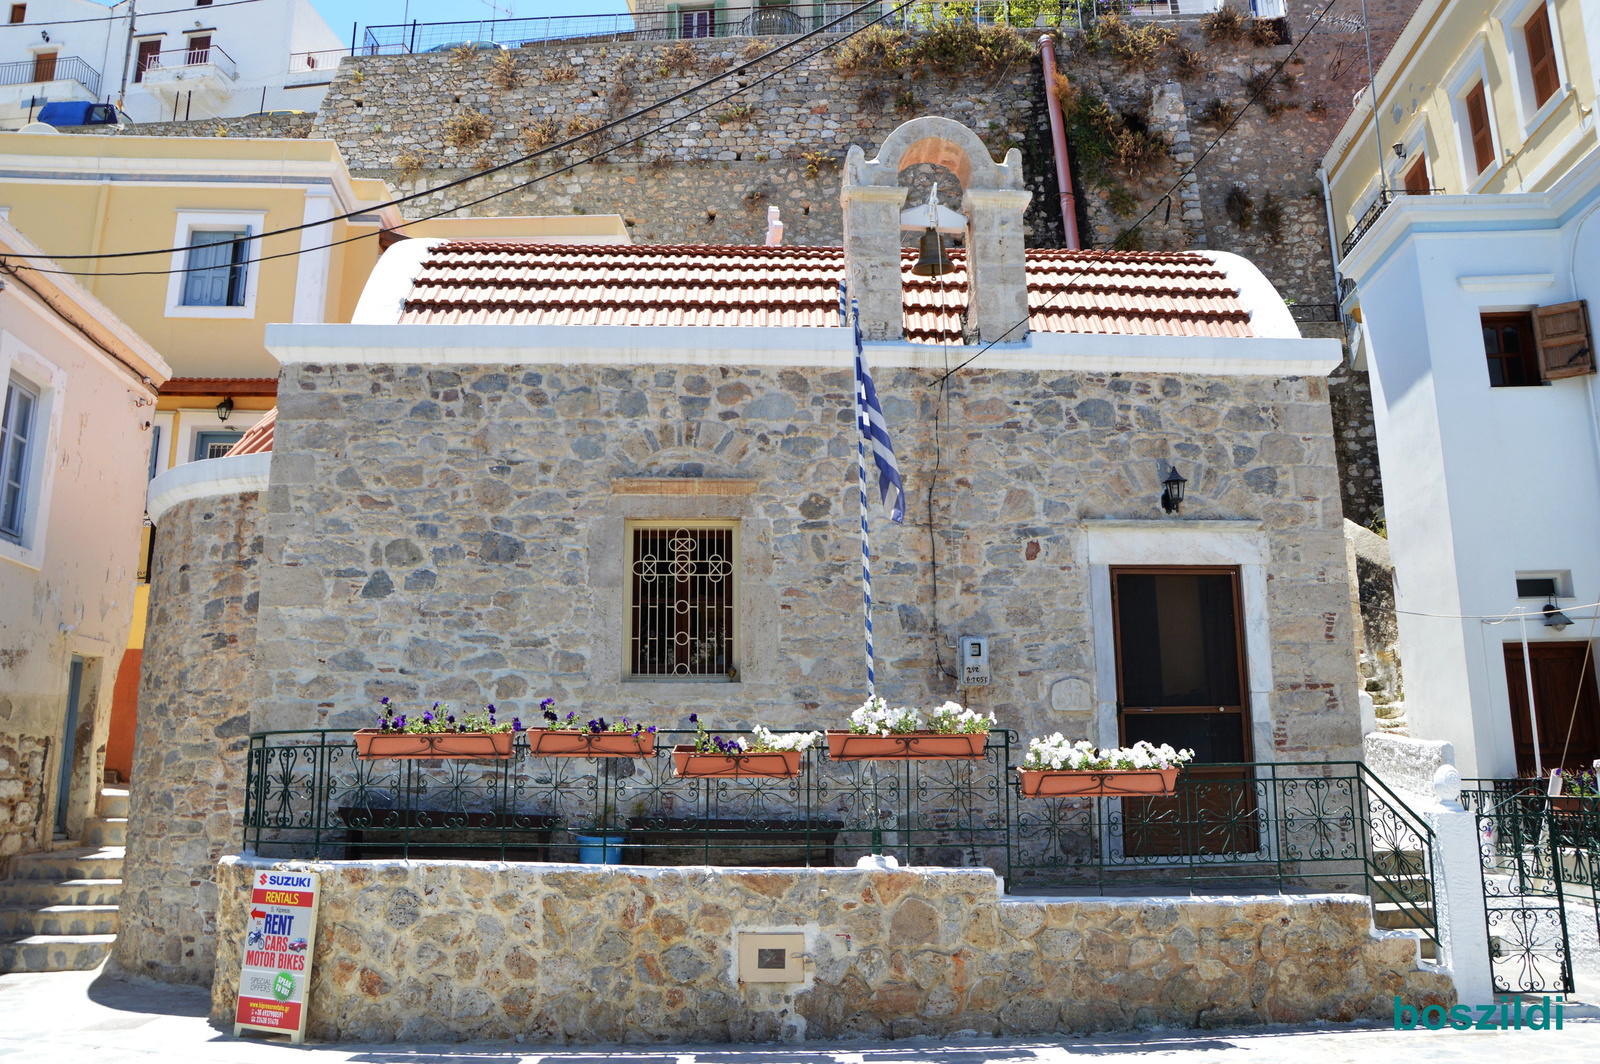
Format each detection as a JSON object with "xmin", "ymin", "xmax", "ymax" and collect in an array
[
  {"xmin": 0, "ymin": 735, "xmax": 48, "ymax": 869},
  {"xmin": 255, "ymin": 359, "xmax": 1359, "ymax": 763},
  {"xmin": 112, "ymin": 492, "xmax": 263, "ymax": 986},
  {"xmin": 212, "ymin": 859, "xmax": 1453, "ymax": 1042}
]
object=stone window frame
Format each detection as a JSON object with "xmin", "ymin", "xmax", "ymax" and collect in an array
[
  {"xmin": 1492, "ymin": 0, "xmax": 1571, "ymax": 137},
  {"xmin": 1083, "ymin": 520, "xmax": 1277, "ymax": 765},
  {"xmin": 163, "ymin": 209, "xmax": 265, "ymax": 320},
  {"xmin": 0, "ymin": 329, "xmax": 65, "ymax": 571},
  {"xmin": 622, "ymin": 517, "xmax": 742, "ymax": 684}
]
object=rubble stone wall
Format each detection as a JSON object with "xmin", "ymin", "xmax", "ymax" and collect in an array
[
  {"xmin": 211, "ymin": 858, "xmax": 1453, "ymax": 1042},
  {"xmin": 254, "ymin": 359, "xmax": 1361, "ymax": 761},
  {"xmin": 112, "ymin": 491, "xmax": 264, "ymax": 986},
  {"xmin": 0, "ymin": 735, "xmax": 49, "ymax": 868}
]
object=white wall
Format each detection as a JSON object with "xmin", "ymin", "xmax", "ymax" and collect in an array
[{"xmin": 1348, "ymin": 158, "xmax": 1600, "ymax": 778}]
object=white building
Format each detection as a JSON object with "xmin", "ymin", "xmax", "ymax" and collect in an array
[
  {"xmin": 0, "ymin": 0, "xmax": 346, "ymax": 129},
  {"xmin": 1323, "ymin": 0, "xmax": 1600, "ymax": 779}
]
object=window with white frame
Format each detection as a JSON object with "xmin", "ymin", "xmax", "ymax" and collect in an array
[
  {"xmin": 1495, "ymin": 0, "xmax": 1569, "ymax": 131},
  {"xmin": 164, "ymin": 211, "xmax": 263, "ymax": 318},
  {"xmin": 1446, "ymin": 42, "xmax": 1502, "ymax": 190},
  {"xmin": 0, "ymin": 376, "xmax": 38, "ymax": 543},
  {"xmin": 181, "ymin": 229, "xmax": 249, "ymax": 307}
]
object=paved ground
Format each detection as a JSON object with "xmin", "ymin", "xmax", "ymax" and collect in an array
[{"xmin": 0, "ymin": 966, "xmax": 1595, "ymax": 1064}]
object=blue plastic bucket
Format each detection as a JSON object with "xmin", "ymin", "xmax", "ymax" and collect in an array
[{"xmin": 575, "ymin": 834, "xmax": 626, "ymax": 865}]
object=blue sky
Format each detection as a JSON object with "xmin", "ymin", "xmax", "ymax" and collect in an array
[{"xmin": 309, "ymin": 0, "xmax": 629, "ymax": 40}]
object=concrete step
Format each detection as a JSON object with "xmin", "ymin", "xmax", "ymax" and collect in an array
[
  {"xmin": 0, "ymin": 879, "xmax": 121, "ymax": 906},
  {"xmin": 97, "ymin": 788, "xmax": 128, "ymax": 819},
  {"xmin": 1374, "ymin": 900, "xmax": 1436, "ymax": 929},
  {"xmin": 1371, "ymin": 872, "xmax": 1433, "ymax": 903},
  {"xmin": 7, "ymin": 848, "xmax": 124, "ymax": 882},
  {"xmin": 82, "ymin": 818, "xmax": 126, "ymax": 848},
  {"xmin": 0, "ymin": 905, "xmax": 119, "ymax": 937},
  {"xmin": 0, "ymin": 934, "xmax": 116, "ymax": 973}
]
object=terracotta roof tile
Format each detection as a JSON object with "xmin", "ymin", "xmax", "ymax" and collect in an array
[
  {"xmin": 398, "ymin": 241, "xmax": 1254, "ymax": 340},
  {"xmin": 226, "ymin": 408, "xmax": 275, "ymax": 456}
]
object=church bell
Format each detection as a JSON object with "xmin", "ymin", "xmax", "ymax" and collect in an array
[{"xmin": 912, "ymin": 227, "xmax": 954, "ymax": 277}]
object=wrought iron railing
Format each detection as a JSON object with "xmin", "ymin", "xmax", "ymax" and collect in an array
[
  {"xmin": 0, "ymin": 56, "xmax": 101, "ymax": 96},
  {"xmin": 1461, "ymin": 779, "xmax": 1598, "ymax": 993},
  {"xmin": 359, "ymin": 2, "xmax": 1134, "ymax": 55},
  {"xmin": 1339, "ymin": 187, "xmax": 1446, "ymax": 256},
  {"xmin": 243, "ymin": 731, "xmax": 1436, "ymax": 939}
]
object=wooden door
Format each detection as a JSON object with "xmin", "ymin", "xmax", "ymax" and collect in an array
[
  {"xmin": 31, "ymin": 51, "xmax": 55, "ymax": 82},
  {"xmin": 134, "ymin": 39, "xmax": 161, "ymax": 81},
  {"xmin": 1403, "ymin": 156, "xmax": 1430, "ymax": 195},
  {"xmin": 186, "ymin": 35, "xmax": 210, "ymax": 65},
  {"xmin": 1504, "ymin": 641, "xmax": 1600, "ymax": 775}
]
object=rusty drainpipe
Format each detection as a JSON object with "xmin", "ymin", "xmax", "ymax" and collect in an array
[{"xmin": 1039, "ymin": 35, "xmax": 1080, "ymax": 249}]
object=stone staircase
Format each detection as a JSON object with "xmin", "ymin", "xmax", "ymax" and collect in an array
[
  {"xmin": 1371, "ymin": 847, "xmax": 1437, "ymax": 960},
  {"xmin": 0, "ymin": 787, "xmax": 126, "ymax": 973}
]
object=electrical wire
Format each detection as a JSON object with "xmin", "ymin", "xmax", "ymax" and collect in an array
[
  {"xmin": 0, "ymin": 0, "xmax": 268, "ymax": 26},
  {"xmin": 6, "ymin": 1, "xmax": 919, "ymax": 282},
  {"xmin": 20, "ymin": 0, "xmax": 910, "ymax": 265},
  {"xmin": 927, "ymin": 0, "xmax": 1347, "ymax": 389}
]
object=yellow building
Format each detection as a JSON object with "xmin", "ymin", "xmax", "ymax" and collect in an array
[
  {"xmin": 1323, "ymin": 0, "xmax": 1596, "ymax": 254},
  {"xmin": 0, "ymin": 129, "xmax": 630, "ymax": 779}
]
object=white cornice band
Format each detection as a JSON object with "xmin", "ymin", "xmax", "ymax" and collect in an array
[{"xmin": 147, "ymin": 452, "xmax": 271, "ymax": 526}]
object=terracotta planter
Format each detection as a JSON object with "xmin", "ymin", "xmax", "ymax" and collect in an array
[
  {"xmin": 672, "ymin": 746, "xmax": 803, "ymax": 779},
  {"xmin": 1016, "ymin": 767, "xmax": 1181, "ymax": 798},
  {"xmin": 353, "ymin": 729, "xmax": 514, "ymax": 760},
  {"xmin": 527, "ymin": 728, "xmax": 656, "ymax": 758},
  {"xmin": 824, "ymin": 731, "xmax": 987, "ymax": 761}
]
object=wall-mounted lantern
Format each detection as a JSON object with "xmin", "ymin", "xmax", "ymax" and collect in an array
[
  {"xmin": 1160, "ymin": 466, "xmax": 1186, "ymax": 515},
  {"xmin": 215, "ymin": 397, "xmax": 234, "ymax": 423},
  {"xmin": 1543, "ymin": 600, "xmax": 1574, "ymax": 630}
]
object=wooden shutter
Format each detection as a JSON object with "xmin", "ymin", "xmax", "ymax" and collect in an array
[
  {"xmin": 1466, "ymin": 83, "xmax": 1494, "ymax": 175},
  {"xmin": 1525, "ymin": 6, "xmax": 1560, "ymax": 108},
  {"xmin": 30, "ymin": 51, "xmax": 55, "ymax": 82},
  {"xmin": 1403, "ymin": 156, "xmax": 1430, "ymax": 194},
  {"xmin": 1534, "ymin": 300, "xmax": 1594, "ymax": 379}
]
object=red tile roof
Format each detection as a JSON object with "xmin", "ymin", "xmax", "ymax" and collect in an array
[
  {"xmin": 399, "ymin": 241, "xmax": 1256, "ymax": 340},
  {"xmin": 226, "ymin": 408, "xmax": 275, "ymax": 456}
]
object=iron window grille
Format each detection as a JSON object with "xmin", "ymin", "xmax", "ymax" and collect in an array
[
  {"xmin": 182, "ymin": 229, "xmax": 249, "ymax": 307},
  {"xmin": 0, "ymin": 376, "xmax": 39, "ymax": 544},
  {"xmin": 628, "ymin": 523, "xmax": 737, "ymax": 680}
]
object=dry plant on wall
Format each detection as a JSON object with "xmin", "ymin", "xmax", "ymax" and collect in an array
[
  {"xmin": 443, "ymin": 111, "xmax": 494, "ymax": 149},
  {"xmin": 704, "ymin": 53, "xmax": 731, "ymax": 74},
  {"xmin": 742, "ymin": 40, "xmax": 768, "ymax": 62},
  {"xmin": 659, "ymin": 41, "xmax": 697, "ymax": 78},
  {"xmin": 489, "ymin": 51, "xmax": 521, "ymax": 90},
  {"xmin": 396, "ymin": 153, "xmax": 423, "ymax": 182},
  {"xmin": 1114, "ymin": 127, "xmax": 1170, "ymax": 177},
  {"xmin": 916, "ymin": 22, "xmax": 1034, "ymax": 79},
  {"xmin": 450, "ymin": 43, "xmax": 475, "ymax": 63},
  {"xmin": 834, "ymin": 26, "xmax": 911, "ymax": 75},
  {"xmin": 715, "ymin": 102, "xmax": 755, "ymax": 125},
  {"xmin": 1051, "ymin": 72, "xmax": 1080, "ymax": 121},
  {"xmin": 1225, "ymin": 185, "xmax": 1255, "ymax": 230},
  {"xmin": 609, "ymin": 80, "xmax": 635, "ymax": 114},
  {"xmin": 520, "ymin": 116, "xmax": 559, "ymax": 152},
  {"xmin": 1170, "ymin": 42, "xmax": 1207, "ymax": 80},
  {"xmin": 1258, "ymin": 192, "xmax": 1284, "ymax": 242},
  {"xmin": 894, "ymin": 88, "xmax": 917, "ymax": 114},
  {"xmin": 858, "ymin": 84, "xmax": 888, "ymax": 113},
  {"xmin": 565, "ymin": 114, "xmax": 607, "ymax": 145},
  {"xmin": 1249, "ymin": 17, "xmax": 1286, "ymax": 48},
  {"xmin": 801, "ymin": 150, "xmax": 837, "ymax": 179},
  {"xmin": 1111, "ymin": 19, "xmax": 1177, "ymax": 71},
  {"xmin": 1196, "ymin": 97, "xmax": 1234, "ymax": 126},
  {"xmin": 544, "ymin": 64, "xmax": 577, "ymax": 83},
  {"xmin": 1199, "ymin": 5, "xmax": 1248, "ymax": 45}
]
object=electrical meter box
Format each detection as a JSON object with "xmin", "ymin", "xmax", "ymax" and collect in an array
[{"xmin": 959, "ymin": 635, "xmax": 990, "ymax": 687}]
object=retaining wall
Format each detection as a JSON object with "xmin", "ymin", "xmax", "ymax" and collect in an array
[{"xmin": 212, "ymin": 858, "xmax": 1453, "ymax": 1042}]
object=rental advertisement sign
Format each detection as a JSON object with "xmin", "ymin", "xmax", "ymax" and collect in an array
[{"xmin": 234, "ymin": 869, "xmax": 320, "ymax": 1044}]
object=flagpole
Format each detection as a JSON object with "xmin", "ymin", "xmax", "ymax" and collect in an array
[{"xmin": 853, "ymin": 296, "xmax": 876, "ymax": 698}]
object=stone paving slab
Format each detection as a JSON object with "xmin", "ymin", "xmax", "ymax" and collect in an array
[{"xmin": 0, "ymin": 965, "xmax": 1596, "ymax": 1064}]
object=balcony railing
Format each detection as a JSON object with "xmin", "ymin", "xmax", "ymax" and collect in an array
[
  {"xmin": 244, "ymin": 728, "xmax": 1437, "ymax": 942},
  {"xmin": 287, "ymin": 48, "xmax": 351, "ymax": 77},
  {"xmin": 1340, "ymin": 186, "xmax": 1445, "ymax": 256},
  {"xmin": 142, "ymin": 44, "xmax": 238, "ymax": 80},
  {"xmin": 0, "ymin": 56, "xmax": 100, "ymax": 97}
]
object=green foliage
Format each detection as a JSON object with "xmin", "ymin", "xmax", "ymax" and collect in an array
[
  {"xmin": 835, "ymin": 26, "xmax": 913, "ymax": 75},
  {"xmin": 1112, "ymin": 225, "xmax": 1145, "ymax": 251},
  {"xmin": 715, "ymin": 103, "xmax": 756, "ymax": 125},
  {"xmin": 1200, "ymin": 5, "xmax": 1248, "ymax": 44},
  {"xmin": 834, "ymin": 21, "xmax": 1032, "ymax": 79}
]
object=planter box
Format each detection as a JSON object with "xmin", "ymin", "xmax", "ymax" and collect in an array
[
  {"xmin": 1017, "ymin": 767, "xmax": 1181, "ymax": 798},
  {"xmin": 672, "ymin": 746, "xmax": 803, "ymax": 779},
  {"xmin": 527, "ymin": 728, "xmax": 656, "ymax": 758},
  {"xmin": 352, "ymin": 729, "xmax": 513, "ymax": 760},
  {"xmin": 824, "ymin": 731, "xmax": 987, "ymax": 761}
]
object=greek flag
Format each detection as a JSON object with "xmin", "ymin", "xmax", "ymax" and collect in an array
[{"xmin": 849, "ymin": 295, "xmax": 906, "ymax": 524}]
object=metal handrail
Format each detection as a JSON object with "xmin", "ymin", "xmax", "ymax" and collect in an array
[
  {"xmin": 0, "ymin": 56, "xmax": 101, "ymax": 96},
  {"xmin": 241, "ymin": 730, "xmax": 1438, "ymax": 939},
  {"xmin": 287, "ymin": 48, "xmax": 351, "ymax": 76},
  {"xmin": 143, "ymin": 45, "xmax": 238, "ymax": 80},
  {"xmin": 1340, "ymin": 187, "xmax": 1447, "ymax": 256}
]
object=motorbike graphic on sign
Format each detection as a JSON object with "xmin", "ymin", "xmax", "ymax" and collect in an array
[{"xmin": 233, "ymin": 870, "xmax": 320, "ymax": 1045}]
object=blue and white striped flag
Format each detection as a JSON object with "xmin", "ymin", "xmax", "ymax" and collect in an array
[{"xmin": 849, "ymin": 297, "xmax": 906, "ymax": 525}]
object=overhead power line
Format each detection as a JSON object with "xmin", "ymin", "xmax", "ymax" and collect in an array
[
  {"xmin": 0, "ymin": 0, "xmax": 268, "ymax": 27},
  {"xmin": 7, "ymin": 0, "xmax": 919, "ymax": 281},
  {"xmin": 930, "ymin": 0, "xmax": 1347, "ymax": 387},
  {"xmin": 24, "ymin": 0, "xmax": 908, "ymax": 264}
]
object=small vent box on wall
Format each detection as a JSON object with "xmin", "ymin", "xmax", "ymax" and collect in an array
[{"xmin": 736, "ymin": 932, "xmax": 805, "ymax": 982}]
